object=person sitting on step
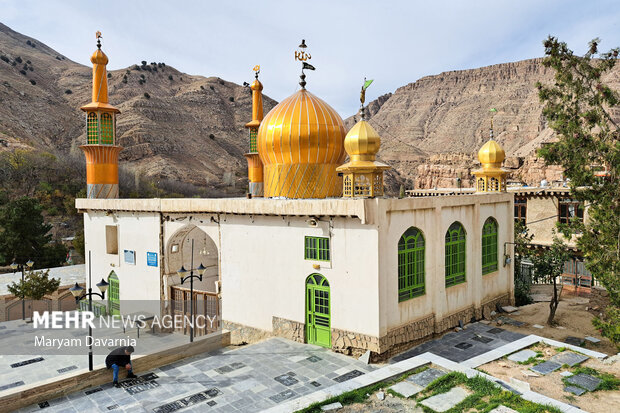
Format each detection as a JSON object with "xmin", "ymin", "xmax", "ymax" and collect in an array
[{"xmin": 105, "ymin": 346, "xmax": 136, "ymax": 387}]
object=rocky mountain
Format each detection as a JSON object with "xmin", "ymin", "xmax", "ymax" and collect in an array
[
  {"xmin": 348, "ymin": 58, "xmax": 620, "ymax": 188},
  {"xmin": 0, "ymin": 22, "xmax": 277, "ymax": 188}
]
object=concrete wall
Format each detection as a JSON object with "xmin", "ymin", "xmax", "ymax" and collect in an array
[{"xmin": 83, "ymin": 211, "xmax": 162, "ymax": 306}]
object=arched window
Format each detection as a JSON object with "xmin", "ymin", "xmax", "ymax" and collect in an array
[
  {"xmin": 100, "ymin": 113, "xmax": 113, "ymax": 145},
  {"xmin": 398, "ymin": 227, "xmax": 425, "ymax": 301},
  {"xmin": 343, "ymin": 175, "xmax": 352, "ymax": 197},
  {"xmin": 482, "ymin": 217, "xmax": 498, "ymax": 275},
  {"xmin": 445, "ymin": 222, "xmax": 466, "ymax": 287},
  {"xmin": 354, "ymin": 174, "xmax": 371, "ymax": 196},
  {"xmin": 477, "ymin": 178, "xmax": 485, "ymax": 192},
  {"xmin": 489, "ymin": 177, "xmax": 499, "ymax": 191},
  {"xmin": 87, "ymin": 112, "xmax": 98, "ymax": 144}
]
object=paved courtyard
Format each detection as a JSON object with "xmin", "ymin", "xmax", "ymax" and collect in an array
[
  {"xmin": 17, "ymin": 337, "xmax": 375, "ymax": 412},
  {"xmin": 391, "ymin": 322, "xmax": 526, "ymax": 363}
]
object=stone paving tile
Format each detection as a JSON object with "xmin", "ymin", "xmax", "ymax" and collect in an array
[
  {"xmin": 420, "ymin": 386, "xmax": 470, "ymax": 412},
  {"xmin": 20, "ymin": 337, "xmax": 376, "ymax": 412},
  {"xmin": 389, "ymin": 381, "xmax": 423, "ymax": 398},
  {"xmin": 391, "ymin": 322, "xmax": 526, "ymax": 364},
  {"xmin": 407, "ymin": 368, "xmax": 447, "ymax": 388},
  {"xmin": 564, "ymin": 385, "xmax": 587, "ymax": 396},
  {"xmin": 566, "ymin": 373, "xmax": 601, "ymax": 392},
  {"xmin": 549, "ymin": 351, "xmax": 589, "ymax": 367},
  {"xmin": 507, "ymin": 349, "xmax": 537, "ymax": 363},
  {"xmin": 530, "ymin": 361, "xmax": 562, "ymax": 375}
]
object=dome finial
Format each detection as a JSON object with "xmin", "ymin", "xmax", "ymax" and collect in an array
[
  {"xmin": 96, "ymin": 31, "xmax": 102, "ymax": 49},
  {"xmin": 489, "ymin": 107, "xmax": 497, "ymax": 140},
  {"xmin": 294, "ymin": 39, "xmax": 314, "ymax": 89},
  {"xmin": 359, "ymin": 78, "xmax": 373, "ymax": 120}
]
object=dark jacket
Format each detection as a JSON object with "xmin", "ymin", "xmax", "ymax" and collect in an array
[{"xmin": 105, "ymin": 347, "xmax": 131, "ymax": 369}]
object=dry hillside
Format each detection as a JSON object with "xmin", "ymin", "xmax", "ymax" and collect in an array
[{"xmin": 0, "ymin": 22, "xmax": 277, "ymax": 188}]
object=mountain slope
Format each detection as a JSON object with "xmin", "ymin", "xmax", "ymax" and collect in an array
[{"xmin": 0, "ymin": 22, "xmax": 277, "ymax": 187}]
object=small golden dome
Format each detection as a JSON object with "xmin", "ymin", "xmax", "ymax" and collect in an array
[
  {"xmin": 257, "ymin": 89, "xmax": 346, "ymax": 198},
  {"xmin": 91, "ymin": 48, "xmax": 109, "ymax": 65},
  {"xmin": 344, "ymin": 120, "xmax": 381, "ymax": 161},
  {"xmin": 250, "ymin": 78, "xmax": 263, "ymax": 92},
  {"xmin": 478, "ymin": 139, "xmax": 505, "ymax": 169}
]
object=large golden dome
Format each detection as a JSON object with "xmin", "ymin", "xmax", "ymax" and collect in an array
[{"xmin": 257, "ymin": 89, "xmax": 346, "ymax": 198}]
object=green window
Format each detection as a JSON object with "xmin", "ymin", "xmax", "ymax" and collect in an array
[
  {"xmin": 305, "ymin": 236, "xmax": 330, "ymax": 261},
  {"xmin": 87, "ymin": 112, "xmax": 98, "ymax": 144},
  {"xmin": 482, "ymin": 217, "xmax": 498, "ymax": 275},
  {"xmin": 249, "ymin": 128, "xmax": 258, "ymax": 152},
  {"xmin": 398, "ymin": 227, "xmax": 425, "ymax": 301},
  {"xmin": 445, "ymin": 222, "xmax": 466, "ymax": 287},
  {"xmin": 100, "ymin": 113, "xmax": 114, "ymax": 145}
]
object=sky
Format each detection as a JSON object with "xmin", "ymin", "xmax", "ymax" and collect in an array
[{"xmin": 2, "ymin": 0, "xmax": 620, "ymax": 116}]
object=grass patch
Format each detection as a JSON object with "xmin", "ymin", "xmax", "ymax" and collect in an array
[
  {"xmin": 555, "ymin": 347, "xmax": 566, "ymax": 352},
  {"xmin": 297, "ymin": 364, "xmax": 430, "ymax": 412},
  {"xmin": 416, "ymin": 372, "xmax": 563, "ymax": 413}
]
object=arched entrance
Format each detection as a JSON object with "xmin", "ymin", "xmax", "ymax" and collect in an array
[
  {"xmin": 306, "ymin": 274, "xmax": 331, "ymax": 348},
  {"xmin": 166, "ymin": 224, "xmax": 220, "ymax": 336},
  {"xmin": 108, "ymin": 271, "xmax": 120, "ymax": 316}
]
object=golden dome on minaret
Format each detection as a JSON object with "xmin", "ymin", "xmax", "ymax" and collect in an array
[
  {"xmin": 478, "ymin": 139, "xmax": 506, "ymax": 170},
  {"xmin": 473, "ymin": 115, "xmax": 508, "ymax": 192}
]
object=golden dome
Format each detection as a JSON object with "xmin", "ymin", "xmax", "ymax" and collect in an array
[
  {"xmin": 478, "ymin": 139, "xmax": 505, "ymax": 169},
  {"xmin": 257, "ymin": 89, "xmax": 346, "ymax": 198}
]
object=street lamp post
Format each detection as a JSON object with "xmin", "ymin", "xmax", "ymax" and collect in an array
[
  {"xmin": 10, "ymin": 259, "xmax": 34, "ymax": 320},
  {"xmin": 177, "ymin": 239, "xmax": 206, "ymax": 343},
  {"xmin": 69, "ymin": 251, "xmax": 109, "ymax": 371}
]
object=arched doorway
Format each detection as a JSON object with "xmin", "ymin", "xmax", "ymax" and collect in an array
[
  {"xmin": 166, "ymin": 224, "xmax": 220, "ymax": 336},
  {"xmin": 108, "ymin": 271, "xmax": 120, "ymax": 316},
  {"xmin": 306, "ymin": 274, "xmax": 331, "ymax": 348}
]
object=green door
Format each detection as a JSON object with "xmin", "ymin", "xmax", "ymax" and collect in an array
[
  {"xmin": 306, "ymin": 274, "xmax": 331, "ymax": 348},
  {"xmin": 108, "ymin": 272, "xmax": 120, "ymax": 316}
]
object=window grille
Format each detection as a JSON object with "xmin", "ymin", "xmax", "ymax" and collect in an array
[
  {"xmin": 482, "ymin": 217, "xmax": 498, "ymax": 275},
  {"xmin": 87, "ymin": 112, "xmax": 98, "ymax": 144},
  {"xmin": 304, "ymin": 236, "xmax": 330, "ymax": 261},
  {"xmin": 100, "ymin": 113, "xmax": 113, "ymax": 145},
  {"xmin": 398, "ymin": 227, "xmax": 425, "ymax": 301},
  {"xmin": 445, "ymin": 222, "xmax": 466, "ymax": 287}
]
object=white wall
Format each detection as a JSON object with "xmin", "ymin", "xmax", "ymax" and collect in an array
[
  {"xmin": 83, "ymin": 211, "xmax": 162, "ymax": 307},
  {"xmin": 164, "ymin": 214, "xmax": 382, "ymax": 337},
  {"xmin": 376, "ymin": 194, "xmax": 513, "ymax": 336}
]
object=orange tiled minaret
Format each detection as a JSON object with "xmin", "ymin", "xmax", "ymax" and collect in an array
[
  {"xmin": 80, "ymin": 32, "xmax": 122, "ymax": 199},
  {"xmin": 244, "ymin": 66, "xmax": 264, "ymax": 197}
]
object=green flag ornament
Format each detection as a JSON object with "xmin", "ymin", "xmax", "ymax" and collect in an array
[{"xmin": 363, "ymin": 79, "xmax": 374, "ymax": 90}]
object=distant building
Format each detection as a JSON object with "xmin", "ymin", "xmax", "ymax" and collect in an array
[{"xmin": 77, "ymin": 39, "xmax": 514, "ymax": 358}]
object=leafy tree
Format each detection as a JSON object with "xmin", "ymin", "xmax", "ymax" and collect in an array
[
  {"xmin": 513, "ymin": 221, "xmax": 534, "ymax": 306},
  {"xmin": 531, "ymin": 234, "xmax": 572, "ymax": 325},
  {"xmin": 8, "ymin": 269, "xmax": 60, "ymax": 302},
  {"xmin": 536, "ymin": 37, "xmax": 620, "ymax": 342}
]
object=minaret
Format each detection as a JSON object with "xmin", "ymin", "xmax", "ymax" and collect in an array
[
  {"xmin": 472, "ymin": 117, "xmax": 508, "ymax": 192},
  {"xmin": 80, "ymin": 32, "xmax": 122, "ymax": 199},
  {"xmin": 337, "ymin": 79, "xmax": 390, "ymax": 197},
  {"xmin": 244, "ymin": 66, "xmax": 264, "ymax": 197}
]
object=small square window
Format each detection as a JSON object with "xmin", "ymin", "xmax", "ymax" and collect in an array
[{"xmin": 304, "ymin": 236, "xmax": 330, "ymax": 261}]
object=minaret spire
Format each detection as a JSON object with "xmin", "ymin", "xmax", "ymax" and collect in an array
[
  {"xmin": 244, "ymin": 65, "xmax": 264, "ymax": 197},
  {"xmin": 79, "ymin": 32, "xmax": 123, "ymax": 199}
]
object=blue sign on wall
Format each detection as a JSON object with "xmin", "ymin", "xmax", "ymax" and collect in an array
[{"xmin": 147, "ymin": 252, "xmax": 158, "ymax": 267}]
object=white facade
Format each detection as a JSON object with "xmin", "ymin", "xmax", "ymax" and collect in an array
[{"xmin": 78, "ymin": 193, "xmax": 513, "ymax": 355}]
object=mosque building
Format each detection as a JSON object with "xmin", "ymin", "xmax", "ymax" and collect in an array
[{"xmin": 77, "ymin": 37, "xmax": 514, "ymax": 358}]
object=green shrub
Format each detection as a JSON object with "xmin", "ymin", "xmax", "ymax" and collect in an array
[
  {"xmin": 64, "ymin": 89, "xmax": 72, "ymax": 94},
  {"xmin": 30, "ymin": 80, "xmax": 36, "ymax": 85},
  {"xmin": 144, "ymin": 93, "xmax": 150, "ymax": 99},
  {"xmin": 229, "ymin": 96, "xmax": 234, "ymax": 102}
]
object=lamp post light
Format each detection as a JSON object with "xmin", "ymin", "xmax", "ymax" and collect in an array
[
  {"xmin": 10, "ymin": 259, "xmax": 34, "ymax": 320},
  {"xmin": 69, "ymin": 251, "xmax": 109, "ymax": 371},
  {"xmin": 177, "ymin": 239, "xmax": 206, "ymax": 343}
]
